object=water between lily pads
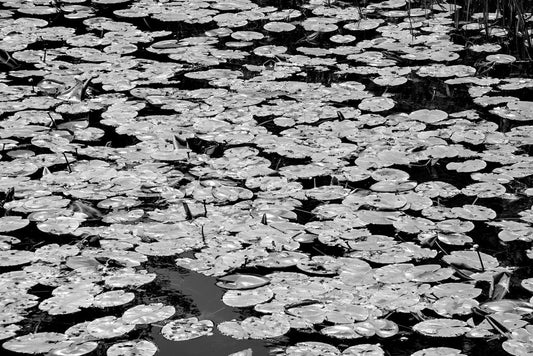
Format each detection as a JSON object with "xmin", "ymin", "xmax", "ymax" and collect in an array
[{"xmin": 146, "ymin": 261, "xmax": 283, "ymax": 356}]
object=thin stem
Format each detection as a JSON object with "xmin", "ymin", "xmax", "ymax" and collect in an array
[
  {"xmin": 473, "ymin": 244, "xmax": 485, "ymax": 272},
  {"xmin": 62, "ymin": 152, "xmax": 72, "ymax": 173},
  {"xmin": 47, "ymin": 113, "xmax": 57, "ymax": 128}
]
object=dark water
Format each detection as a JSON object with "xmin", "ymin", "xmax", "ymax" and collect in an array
[{"xmin": 1, "ymin": 0, "xmax": 533, "ymax": 355}]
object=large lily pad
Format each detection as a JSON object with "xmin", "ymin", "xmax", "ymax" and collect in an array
[{"xmin": 2, "ymin": 332, "xmax": 70, "ymax": 354}]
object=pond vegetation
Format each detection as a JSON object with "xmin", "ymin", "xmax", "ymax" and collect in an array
[{"xmin": 0, "ymin": 0, "xmax": 532, "ymax": 355}]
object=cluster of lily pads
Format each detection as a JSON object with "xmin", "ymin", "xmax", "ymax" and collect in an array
[{"xmin": 0, "ymin": 0, "xmax": 532, "ymax": 355}]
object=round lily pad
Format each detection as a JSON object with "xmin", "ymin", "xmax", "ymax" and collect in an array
[
  {"xmin": 0, "ymin": 324, "xmax": 20, "ymax": 341},
  {"xmin": 370, "ymin": 180, "xmax": 417, "ymax": 193},
  {"xmin": 263, "ymin": 22, "xmax": 296, "ymax": 32},
  {"xmin": 2, "ymin": 332, "xmax": 70, "ymax": 354},
  {"xmin": 92, "ymin": 290, "xmax": 135, "ymax": 308},
  {"xmin": 222, "ymin": 286, "xmax": 274, "ymax": 307},
  {"xmin": 411, "ymin": 347, "xmax": 465, "ymax": 356},
  {"xmin": 443, "ymin": 250, "xmax": 499, "ymax": 271},
  {"xmin": 358, "ymin": 97, "xmax": 395, "ymax": 112},
  {"xmin": 285, "ymin": 342, "xmax": 340, "ymax": 355},
  {"xmin": 87, "ymin": 316, "xmax": 135, "ymax": 339},
  {"xmin": 371, "ymin": 168, "xmax": 410, "ymax": 181},
  {"xmin": 219, "ymin": 314, "xmax": 290, "ymax": 340},
  {"xmin": 107, "ymin": 340, "xmax": 157, "ymax": 356},
  {"xmin": 413, "ymin": 318, "xmax": 470, "ymax": 337},
  {"xmin": 121, "ymin": 303, "xmax": 175, "ymax": 325},
  {"xmin": 48, "ymin": 342, "xmax": 99, "ymax": 356},
  {"xmin": 321, "ymin": 324, "xmax": 362, "ymax": 339},
  {"xmin": 161, "ymin": 317, "xmax": 214, "ymax": 341},
  {"xmin": 0, "ymin": 216, "xmax": 29, "ymax": 232},
  {"xmin": 252, "ymin": 251, "xmax": 309, "ymax": 268},
  {"xmin": 409, "ymin": 109, "xmax": 448, "ymax": 124},
  {"xmin": 0, "ymin": 250, "xmax": 34, "ymax": 267},
  {"xmin": 241, "ymin": 314, "xmax": 291, "ymax": 339},
  {"xmin": 343, "ymin": 344, "xmax": 384, "ymax": 355},
  {"xmin": 216, "ymin": 274, "xmax": 270, "ymax": 290}
]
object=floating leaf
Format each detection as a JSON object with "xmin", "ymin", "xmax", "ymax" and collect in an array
[
  {"xmin": 478, "ymin": 300, "xmax": 533, "ymax": 316},
  {"xmin": 106, "ymin": 340, "xmax": 157, "ymax": 356},
  {"xmin": 48, "ymin": 342, "xmax": 99, "ymax": 356},
  {"xmin": 358, "ymin": 97, "xmax": 395, "ymax": 112},
  {"xmin": 121, "ymin": 303, "xmax": 175, "ymax": 325},
  {"xmin": 161, "ymin": 317, "xmax": 214, "ymax": 341},
  {"xmin": 413, "ymin": 319, "xmax": 470, "ymax": 337},
  {"xmin": 87, "ymin": 316, "xmax": 135, "ymax": 339},
  {"xmin": 443, "ymin": 250, "xmax": 499, "ymax": 271},
  {"xmin": 39, "ymin": 292, "xmax": 94, "ymax": 315},
  {"xmin": 321, "ymin": 324, "xmax": 363, "ymax": 339},
  {"xmin": 502, "ymin": 326, "xmax": 533, "ymax": 356},
  {"xmin": 451, "ymin": 205, "xmax": 496, "ymax": 221},
  {"xmin": 0, "ymin": 250, "xmax": 34, "ymax": 267},
  {"xmin": 92, "ymin": 290, "xmax": 135, "ymax": 308},
  {"xmin": 342, "ymin": 344, "xmax": 384, "ymax": 355},
  {"xmin": 0, "ymin": 216, "xmax": 29, "ymax": 232},
  {"xmin": 222, "ymin": 286, "xmax": 274, "ymax": 307},
  {"xmin": 411, "ymin": 347, "xmax": 465, "ymax": 356},
  {"xmin": 431, "ymin": 296, "xmax": 479, "ymax": 317},
  {"xmin": 216, "ymin": 274, "xmax": 270, "ymax": 290},
  {"xmin": 2, "ymin": 332, "xmax": 70, "ymax": 354},
  {"xmin": 0, "ymin": 325, "xmax": 20, "ymax": 340}
]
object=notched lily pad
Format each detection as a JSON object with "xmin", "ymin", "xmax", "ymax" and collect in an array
[{"xmin": 413, "ymin": 318, "xmax": 470, "ymax": 337}]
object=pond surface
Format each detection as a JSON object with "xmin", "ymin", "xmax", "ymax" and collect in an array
[{"xmin": 0, "ymin": 0, "xmax": 533, "ymax": 355}]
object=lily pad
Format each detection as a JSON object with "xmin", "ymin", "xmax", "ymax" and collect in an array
[
  {"xmin": 222, "ymin": 286, "xmax": 274, "ymax": 307},
  {"xmin": 87, "ymin": 316, "xmax": 135, "ymax": 339},
  {"xmin": 107, "ymin": 340, "xmax": 157, "ymax": 356},
  {"xmin": 216, "ymin": 274, "xmax": 270, "ymax": 290},
  {"xmin": 413, "ymin": 319, "xmax": 470, "ymax": 337},
  {"xmin": 49, "ymin": 342, "xmax": 99, "ymax": 356},
  {"xmin": 121, "ymin": 303, "xmax": 175, "ymax": 325},
  {"xmin": 161, "ymin": 317, "xmax": 214, "ymax": 341},
  {"xmin": 411, "ymin": 347, "xmax": 465, "ymax": 356},
  {"xmin": 92, "ymin": 290, "xmax": 135, "ymax": 308},
  {"xmin": 2, "ymin": 332, "xmax": 70, "ymax": 354}
]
